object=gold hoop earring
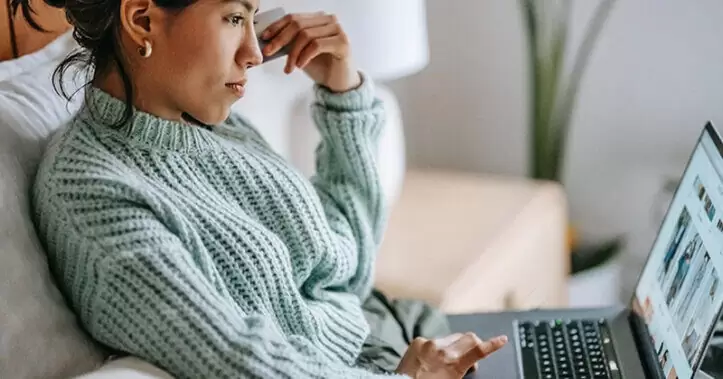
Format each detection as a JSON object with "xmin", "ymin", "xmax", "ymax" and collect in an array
[{"xmin": 138, "ymin": 40, "xmax": 152, "ymax": 58}]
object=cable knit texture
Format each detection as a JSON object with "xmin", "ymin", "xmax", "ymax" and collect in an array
[{"xmin": 31, "ymin": 76, "xmax": 404, "ymax": 378}]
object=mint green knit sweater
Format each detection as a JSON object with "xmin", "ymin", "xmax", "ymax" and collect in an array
[{"xmin": 32, "ymin": 78, "xmax": 404, "ymax": 378}]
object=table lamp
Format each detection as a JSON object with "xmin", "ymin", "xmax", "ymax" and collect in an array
[{"xmin": 283, "ymin": 0, "xmax": 429, "ymax": 206}]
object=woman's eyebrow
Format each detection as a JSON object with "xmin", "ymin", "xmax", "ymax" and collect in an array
[{"xmin": 220, "ymin": 0, "xmax": 258, "ymax": 13}]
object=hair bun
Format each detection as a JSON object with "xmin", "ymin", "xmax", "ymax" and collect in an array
[
  {"xmin": 44, "ymin": 0, "xmax": 67, "ymax": 8},
  {"xmin": 10, "ymin": 0, "xmax": 67, "ymax": 32}
]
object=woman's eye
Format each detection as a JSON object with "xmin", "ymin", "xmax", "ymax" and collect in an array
[{"xmin": 228, "ymin": 15, "xmax": 245, "ymax": 26}]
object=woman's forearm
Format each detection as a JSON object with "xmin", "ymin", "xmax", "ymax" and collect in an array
[{"xmin": 310, "ymin": 72, "xmax": 387, "ymax": 300}]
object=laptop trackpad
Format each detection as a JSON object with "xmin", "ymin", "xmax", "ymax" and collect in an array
[{"xmin": 449, "ymin": 312, "xmax": 521, "ymax": 379}]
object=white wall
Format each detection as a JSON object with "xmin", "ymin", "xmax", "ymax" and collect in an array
[{"xmin": 390, "ymin": 0, "xmax": 723, "ymax": 301}]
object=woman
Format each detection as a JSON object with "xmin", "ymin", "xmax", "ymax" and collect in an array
[{"xmin": 18, "ymin": 0, "xmax": 507, "ymax": 377}]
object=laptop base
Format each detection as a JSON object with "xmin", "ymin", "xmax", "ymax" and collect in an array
[{"xmin": 448, "ymin": 307, "xmax": 647, "ymax": 379}]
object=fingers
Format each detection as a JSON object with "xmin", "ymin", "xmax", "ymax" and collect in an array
[
  {"xmin": 295, "ymin": 35, "xmax": 348, "ymax": 70},
  {"xmin": 422, "ymin": 333, "xmax": 508, "ymax": 374},
  {"xmin": 450, "ymin": 334, "xmax": 508, "ymax": 370},
  {"xmin": 433, "ymin": 333, "xmax": 464, "ymax": 349},
  {"xmin": 447, "ymin": 334, "xmax": 483, "ymax": 370},
  {"xmin": 262, "ymin": 12, "xmax": 334, "ymax": 56},
  {"xmin": 262, "ymin": 12, "xmax": 324, "ymax": 40},
  {"xmin": 395, "ymin": 337, "xmax": 430, "ymax": 377},
  {"xmin": 285, "ymin": 23, "xmax": 341, "ymax": 73}
]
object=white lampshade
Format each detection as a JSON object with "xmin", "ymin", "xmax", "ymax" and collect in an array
[
  {"xmin": 269, "ymin": 0, "xmax": 430, "ymax": 207},
  {"xmin": 280, "ymin": 0, "xmax": 429, "ymax": 82}
]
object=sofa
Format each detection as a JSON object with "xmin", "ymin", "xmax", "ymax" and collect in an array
[{"xmin": 0, "ymin": 36, "xmax": 569, "ymax": 378}]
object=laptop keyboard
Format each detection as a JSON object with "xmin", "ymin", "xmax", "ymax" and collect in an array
[{"xmin": 517, "ymin": 319, "xmax": 621, "ymax": 379}]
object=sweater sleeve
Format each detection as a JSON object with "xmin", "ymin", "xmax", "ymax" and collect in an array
[
  {"xmin": 36, "ymin": 192, "xmax": 402, "ymax": 379},
  {"xmin": 310, "ymin": 73, "xmax": 387, "ymax": 301}
]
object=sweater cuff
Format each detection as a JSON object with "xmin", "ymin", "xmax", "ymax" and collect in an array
[{"xmin": 313, "ymin": 71, "xmax": 376, "ymax": 112}]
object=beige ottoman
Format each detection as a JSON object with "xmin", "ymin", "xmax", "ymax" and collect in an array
[{"xmin": 374, "ymin": 170, "xmax": 570, "ymax": 314}]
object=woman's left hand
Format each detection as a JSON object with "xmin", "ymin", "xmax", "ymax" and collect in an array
[{"xmin": 261, "ymin": 12, "xmax": 361, "ymax": 93}]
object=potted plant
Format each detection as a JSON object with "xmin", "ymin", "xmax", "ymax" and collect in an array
[{"xmin": 519, "ymin": 0, "xmax": 622, "ymax": 273}]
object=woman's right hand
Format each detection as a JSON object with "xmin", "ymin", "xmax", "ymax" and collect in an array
[{"xmin": 395, "ymin": 333, "xmax": 508, "ymax": 379}]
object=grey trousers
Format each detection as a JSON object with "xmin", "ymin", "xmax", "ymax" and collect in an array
[{"xmin": 355, "ymin": 289, "xmax": 452, "ymax": 374}]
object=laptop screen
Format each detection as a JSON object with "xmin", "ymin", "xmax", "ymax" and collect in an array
[{"xmin": 632, "ymin": 124, "xmax": 723, "ymax": 379}]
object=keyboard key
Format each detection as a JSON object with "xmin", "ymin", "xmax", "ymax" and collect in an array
[
  {"xmin": 520, "ymin": 319, "xmax": 620, "ymax": 379},
  {"xmin": 519, "ymin": 344, "xmax": 539, "ymax": 379}
]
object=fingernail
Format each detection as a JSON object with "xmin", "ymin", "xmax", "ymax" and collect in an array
[
  {"xmin": 497, "ymin": 336, "xmax": 508, "ymax": 344},
  {"xmin": 262, "ymin": 30, "xmax": 269, "ymax": 39}
]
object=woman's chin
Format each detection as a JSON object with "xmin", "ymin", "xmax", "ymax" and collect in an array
[{"xmin": 183, "ymin": 108, "xmax": 231, "ymax": 126}]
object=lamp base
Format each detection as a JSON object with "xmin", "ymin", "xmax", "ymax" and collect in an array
[{"xmin": 288, "ymin": 84, "xmax": 406, "ymax": 207}]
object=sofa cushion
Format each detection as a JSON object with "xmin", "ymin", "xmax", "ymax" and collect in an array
[{"xmin": 0, "ymin": 31, "xmax": 105, "ymax": 378}]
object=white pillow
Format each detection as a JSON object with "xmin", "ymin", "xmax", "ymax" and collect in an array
[
  {"xmin": 0, "ymin": 31, "xmax": 106, "ymax": 378},
  {"xmin": 72, "ymin": 357, "xmax": 173, "ymax": 379}
]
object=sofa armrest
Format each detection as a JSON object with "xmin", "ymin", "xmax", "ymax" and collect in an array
[
  {"xmin": 72, "ymin": 357, "xmax": 173, "ymax": 379},
  {"xmin": 374, "ymin": 170, "xmax": 570, "ymax": 313}
]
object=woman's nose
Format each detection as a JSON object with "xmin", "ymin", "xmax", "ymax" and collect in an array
[{"xmin": 241, "ymin": 35, "xmax": 263, "ymax": 68}]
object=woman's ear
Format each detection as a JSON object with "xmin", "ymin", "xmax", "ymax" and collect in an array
[{"xmin": 118, "ymin": 0, "xmax": 155, "ymax": 48}]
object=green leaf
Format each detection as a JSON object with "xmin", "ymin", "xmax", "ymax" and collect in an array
[
  {"xmin": 543, "ymin": 0, "xmax": 571, "ymax": 179},
  {"xmin": 550, "ymin": 0, "xmax": 618, "ymax": 178},
  {"xmin": 519, "ymin": 0, "xmax": 546, "ymax": 178}
]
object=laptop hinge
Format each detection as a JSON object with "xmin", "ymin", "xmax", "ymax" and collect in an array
[{"xmin": 628, "ymin": 311, "xmax": 666, "ymax": 379}]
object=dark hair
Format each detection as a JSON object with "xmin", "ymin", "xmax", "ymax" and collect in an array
[{"xmin": 10, "ymin": 0, "xmax": 193, "ymax": 126}]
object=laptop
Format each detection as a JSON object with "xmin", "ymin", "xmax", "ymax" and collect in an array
[{"xmin": 449, "ymin": 122, "xmax": 723, "ymax": 379}]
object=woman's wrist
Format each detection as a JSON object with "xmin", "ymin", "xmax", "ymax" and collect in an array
[
  {"xmin": 313, "ymin": 71, "xmax": 375, "ymax": 111},
  {"xmin": 319, "ymin": 66, "xmax": 362, "ymax": 94}
]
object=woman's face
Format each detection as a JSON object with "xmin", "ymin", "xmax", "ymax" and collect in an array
[{"xmin": 124, "ymin": 0, "xmax": 263, "ymax": 124}]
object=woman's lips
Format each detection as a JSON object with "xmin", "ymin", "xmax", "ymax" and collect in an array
[{"xmin": 226, "ymin": 83, "xmax": 246, "ymax": 98}]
